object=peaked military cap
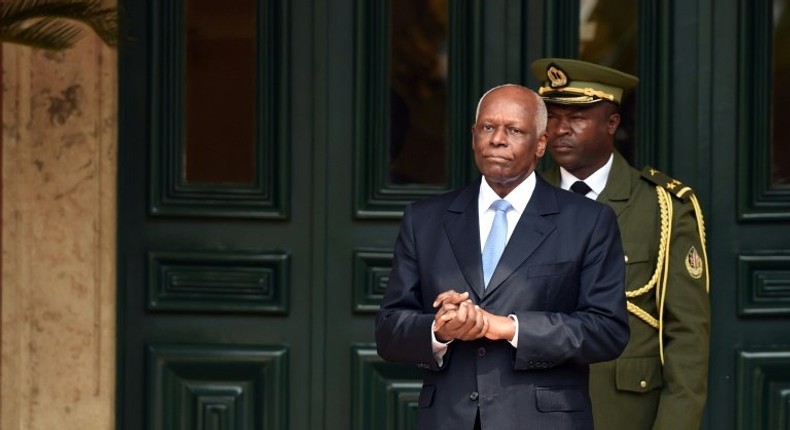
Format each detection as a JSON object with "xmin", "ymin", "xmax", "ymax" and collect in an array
[{"xmin": 530, "ymin": 58, "xmax": 639, "ymax": 105}]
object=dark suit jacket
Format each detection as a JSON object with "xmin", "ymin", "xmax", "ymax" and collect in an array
[{"xmin": 375, "ymin": 174, "xmax": 629, "ymax": 430}]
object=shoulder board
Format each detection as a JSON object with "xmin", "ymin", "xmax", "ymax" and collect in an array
[{"xmin": 640, "ymin": 166, "xmax": 695, "ymax": 201}]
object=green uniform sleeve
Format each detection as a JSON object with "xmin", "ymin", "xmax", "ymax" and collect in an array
[{"xmin": 652, "ymin": 195, "xmax": 710, "ymax": 430}]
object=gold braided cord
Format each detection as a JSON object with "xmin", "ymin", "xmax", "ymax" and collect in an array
[
  {"xmin": 627, "ymin": 301, "xmax": 659, "ymax": 328},
  {"xmin": 689, "ymin": 194, "xmax": 710, "ymax": 293},
  {"xmin": 538, "ymin": 85, "xmax": 616, "ymax": 101},
  {"xmin": 626, "ymin": 186, "xmax": 671, "ymax": 299},
  {"xmin": 623, "ymin": 187, "xmax": 705, "ymax": 366},
  {"xmin": 657, "ymin": 187, "xmax": 674, "ymax": 365},
  {"xmin": 676, "ymin": 187, "xmax": 693, "ymax": 198},
  {"xmin": 623, "ymin": 186, "xmax": 672, "ymax": 364}
]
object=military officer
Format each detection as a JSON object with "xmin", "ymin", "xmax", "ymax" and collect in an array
[{"xmin": 534, "ymin": 58, "xmax": 710, "ymax": 430}]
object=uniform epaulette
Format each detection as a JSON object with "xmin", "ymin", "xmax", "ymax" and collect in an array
[{"xmin": 641, "ymin": 166, "xmax": 695, "ymax": 201}]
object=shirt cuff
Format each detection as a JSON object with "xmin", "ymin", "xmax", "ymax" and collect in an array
[
  {"xmin": 431, "ymin": 320, "xmax": 452, "ymax": 366},
  {"xmin": 508, "ymin": 314, "xmax": 519, "ymax": 348}
]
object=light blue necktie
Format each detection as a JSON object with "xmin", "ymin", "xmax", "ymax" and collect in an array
[{"xmin": 482, "ymin": 199, "xmax": 512, "ymax": 287}]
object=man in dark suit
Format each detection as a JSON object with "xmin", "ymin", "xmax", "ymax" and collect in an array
[{"xmin": 375, "ymin": 84, "xmax": 630, "ymax": 430}]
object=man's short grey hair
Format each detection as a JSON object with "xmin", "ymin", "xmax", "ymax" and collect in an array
[
  {"xmin": 533, "ymin": 94, "xmax": 547, "ymax": 136},
  {"xmin": 474, "ymin": 83, "xmax": 547, "ymax": 136}
]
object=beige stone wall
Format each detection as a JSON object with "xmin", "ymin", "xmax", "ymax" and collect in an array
[{"xmin": 1, "ymin": 37, "xmax": 117, "ymax": 429}]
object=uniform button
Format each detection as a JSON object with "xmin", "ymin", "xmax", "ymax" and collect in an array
[
  {"xmin": 640, "ymin": 380, "xmax": 647, "ymax": 388},
  {"xmin": 624, "ymin": 255, "xmax": 630, "ymax": 263},
  {"xmin": 477, "ymin": 347, "xmax": 486, "ymax": 357},
  {"xmin": 470, "ymin": 391, "xmax": 479, "ymax": 401}
]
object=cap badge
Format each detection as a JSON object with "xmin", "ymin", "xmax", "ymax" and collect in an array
[
  {"xmin": 547, "ymin": 65, "xmax": 568, "ymax": 88},
  {"xmin": 685, "ymin": 246, "xmax": 704, "ymax": 279}
]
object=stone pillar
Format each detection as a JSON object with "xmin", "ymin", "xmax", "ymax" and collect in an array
[{"xmin": 1, "ymin": 36, "xmax": 117, "ymax": 429}]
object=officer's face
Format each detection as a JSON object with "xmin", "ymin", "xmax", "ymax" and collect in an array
[
  {"xmin": 472, "ymin": 87, "xmax": 547, "ymax": 197},
  {"xmin": 545, "ymin": 103, "xmax": 620, "ymax": 180}
]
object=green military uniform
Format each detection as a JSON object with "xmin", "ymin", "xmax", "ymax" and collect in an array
[
  {"xmin": 543, "ymin": 153, "xmax": 710, "ymax": 430},
  {"xmin": 534, "ymin": 58, "xmax": 711, "ymax": 430}
]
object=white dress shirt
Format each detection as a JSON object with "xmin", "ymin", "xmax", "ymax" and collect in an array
[{"xmin": 558, "ymin": 152, "xmax": 614, "ymax": 200}]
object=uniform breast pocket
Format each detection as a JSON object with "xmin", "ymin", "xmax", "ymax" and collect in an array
[
  {"xmin": 615, "ymin": 356, "xmax": 663, "ymax": 393},
  {"xmin": 623, "ymin": 243, "xmax": 652, "ymax": 285}
]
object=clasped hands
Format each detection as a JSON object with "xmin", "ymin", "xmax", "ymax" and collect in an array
[{"xmin": 432, "ymin": 290, "xmax": 515, "ymax": 343}]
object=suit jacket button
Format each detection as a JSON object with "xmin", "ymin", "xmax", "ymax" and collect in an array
[
  {"xmin": 470, "ymin": 391, "xmax": 479, "ymax": 401},
  {"xmin": 477, "ymin": 347, "xmax": 486, "ymax": 357}
]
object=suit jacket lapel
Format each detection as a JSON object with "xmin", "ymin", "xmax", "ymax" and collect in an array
[
  {"xmin": 443, "ymin": 184, "xmax": 486, "ymax": 299},
  {"xmin": 485, "ymin": 175, "xmax": 559, "ymax": 296}
]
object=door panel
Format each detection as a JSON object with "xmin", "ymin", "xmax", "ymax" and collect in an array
[
  {"xmin": 149, "ymin": 0, "xmax": 290, "ymax": 220},
  {"xmin": 118, "ymin": 1, "xmax": 311, "ymax": 429},
  {"xmin": 727, "ymin": 1, "xmax": 790, "ymax": 429},
  {"xmin": 323, "ymin": 1, "xmax": 469, "ymax": 427}
]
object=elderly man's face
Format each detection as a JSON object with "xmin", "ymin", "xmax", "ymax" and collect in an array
[{"xmin": 471, "ymin": 87, "xmax": 546, "ymax": 196}]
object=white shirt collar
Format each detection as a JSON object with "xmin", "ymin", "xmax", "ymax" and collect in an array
[
  {"xmin": 478, "ymin": 171, "xmax": 536, "ymax": 216},
  {"xmin": 558, "ymin": 152, "xmax": 614, "ymax": 200},
  {"xmin": 478, "ymin": 172, "xmax": 536, "ymax": 249}
]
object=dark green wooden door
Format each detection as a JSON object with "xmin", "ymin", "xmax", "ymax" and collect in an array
[
  {"xmin": 116, "ymin": 1, "xmax": 521, "ymax": 429},
  {"xmin": 117, "ymin": 0, "xmax": 317, "ymax": 428},
  {"xmin": 117, "ymin": 1, "xmax": 790, "ymax": 429},
  {"xmin": 706, "ymin": 1, "xmax": 790, "ymax": 429}
]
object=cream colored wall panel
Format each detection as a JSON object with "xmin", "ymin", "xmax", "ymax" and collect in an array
[{"xmin": 2, "ymin": 36, "xmax": 117, "ymax": 430}]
